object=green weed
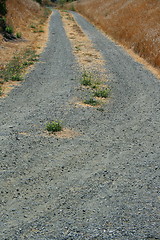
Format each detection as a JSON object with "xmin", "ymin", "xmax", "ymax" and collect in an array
[
  {"xmin": 5, "ymin": 25, "xmax": 13, "ymax": 34},
  {"xmin": 0, "ymin": 86, "xmax": 2, "ymax": 96},
  {"xmin": 84, "ymin": 98, "xmax": 100, "ymax": 106},
  {"xmin": 2, "ymin": 48, "xmax": 39, "ymax": 82},
  {"xmin": 30, "ymin": 24, "xmax": 36, "ymax": 29},
  {"xmin": 94, "ymin": 88, "xmax": 110, "ymax": 98},
  {"xmin": 46, "ymin": 120, "xmax": 62, "ymax": 133},
  {"xmin": 81, "ymin": 71, "xmax": 92, "ymax": 86},
  {"xmin": 11, "ymin": 74, "xmax": 23, "ymax": 81},
  {"xmin": 16, "ymin": 32, "xmax": 22, "ymax": 38}
]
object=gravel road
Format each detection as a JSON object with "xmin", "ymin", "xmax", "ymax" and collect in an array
[{"xmin": 0, "ymin": 10, "xmax": 160, "ymax": 240}]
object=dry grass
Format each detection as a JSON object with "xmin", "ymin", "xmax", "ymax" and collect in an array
[
  {"xmin": 60, "ymin": 11, "xmax": 106, "ymax": 75},
  {"xmin": 0, "ymin": 0, "xmax": 51, "ymax": 96},
  {"xmin": 75, "ymin": 0, "xmax": 160, "ymax": 73}
]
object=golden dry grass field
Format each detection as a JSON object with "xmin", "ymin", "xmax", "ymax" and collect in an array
[{"xmin": 74, "ymin": 0, "xmax": 160, "ymax": 73}]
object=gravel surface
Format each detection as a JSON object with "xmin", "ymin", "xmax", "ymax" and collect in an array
[{"xmin": 0, "ymin": 10, "xmax": 160, "ymax": 240}]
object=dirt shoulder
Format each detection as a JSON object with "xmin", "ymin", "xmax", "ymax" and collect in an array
[{"xmin": 0, "ymin": 5, "xmax": 51, "ymax": 97}]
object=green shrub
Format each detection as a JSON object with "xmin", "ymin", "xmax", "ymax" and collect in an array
[{"xmin": 46, "ymin": 121, "xmax": 62, "ymax": 133}]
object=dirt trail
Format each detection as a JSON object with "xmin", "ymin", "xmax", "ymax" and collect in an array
[{"xmin": 0, "ymin": 10, "xmax": 160, "ymax": 240}]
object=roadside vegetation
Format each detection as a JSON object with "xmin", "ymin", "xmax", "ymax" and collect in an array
[
  {"xmin": 1, "ymin": 48, "xmax": 39, "ymax": 82},
  {"xmin": 0, "ymin": 0, "xmax": 52, "ymax": 96},
  {"xmin": 71, "ymin": 0, "xmax": 160, "ymax": 73}
]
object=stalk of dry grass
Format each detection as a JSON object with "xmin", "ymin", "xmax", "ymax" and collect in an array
[{"xmin": 75, "ymin": 0, "xmax": 160, "ymax": 70}]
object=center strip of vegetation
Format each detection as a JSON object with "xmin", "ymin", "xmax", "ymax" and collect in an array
[{"xmin": 60, "ymin": 11, "xmax": 110, "ymax": 108}]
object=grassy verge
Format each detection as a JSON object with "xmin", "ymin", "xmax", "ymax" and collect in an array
[
  {"xmin": 1, "ymin": 48, "xmax": 39, "ymax": 83},
  {"xmin": 0, "ymin": 0, "xmax": 52, "ymax": 96}
]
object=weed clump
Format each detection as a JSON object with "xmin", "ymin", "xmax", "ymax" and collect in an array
[
  {"xmin": 94, "ymin": 88, "xmax": 110, "ymax": 98},
  {"xmin": 11, "ymin": 74, "xmax": 23, "ymax": 81},
  {"xmin": 84, "ymin": 97, "xmax": 100, "ymax": 106},
  {"xmin": 46, "ymin": 121, "xmax": 62, "ymax": 133},
  {"xmin": 5, "ymin": 25, "xmax": 13, "ymax": 34},
  {"xmin": 81, "ymin": 71, "xmax": 92, "ymax": 86},
  {"xmin": 16, "ymin": 32, "xmax": 22, "ymax": 38},
  {"xmin": 0, "ymin": 87, "xmax": 2, "ymax": 96}
]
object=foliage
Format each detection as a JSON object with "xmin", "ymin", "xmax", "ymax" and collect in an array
[
  {"xmin": 81, "ymin": 71, "xmax": 92, "ymax": 86},
  {"xmin": 1, "ymin": 48, "xmax": 39, "ymax": 82},
  {"xmin": 5, "ymin": 25, "xmax": 14, "ymax": 34},
  {"xmin": 11, "ymin": 74, "xmax": 23, "ymax": 81},
  {"xmin": 84, "ymin": 98, "xmax": 100, "ymax": 106},
  {"xmin": 16, "ymin": 32, "xmax": 22, "ymax": 38},
  {"xmin": 94, "ymin": 88, "xmax": 110, "ymax": 98},
  {"xmin": 46, "ymin": 121, "xmax": 62, "ymax": 133},
  {"xmin": 0, "ymin": 86, "xmax": 2, "ymax": 96},
  {"xmin": 34, "ymin": 0, "xmax": 42, "ymax": 4},
  {"xmin": 0, "ymin": 0, "xmax": 7, "ymax": 16}
]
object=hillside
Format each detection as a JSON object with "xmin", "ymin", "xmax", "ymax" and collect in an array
[
  {"xmin": 0, "ymin": 0, "xmax": 51, "ymax": 95},
  {"xmin": 75, "ymin": 0, "xmax": 160, "ymax": 73}
]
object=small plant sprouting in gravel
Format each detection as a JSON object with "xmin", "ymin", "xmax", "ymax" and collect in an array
[
  {"xmin": 81, "ymin": 71, "xmax": 92, "ymax": 86},
  {"xmin": 84, "ymin": 98, "xmax": 100, "ymax": 106},
  {"xmin": 46, "ymin": 120, "xmax": 63, "ymax": 133},
  {"xmin": 94, "ymin": 88, "xmax": 110, "ymax": 98}
]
